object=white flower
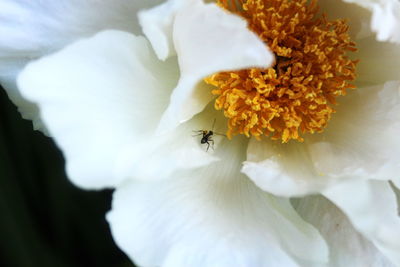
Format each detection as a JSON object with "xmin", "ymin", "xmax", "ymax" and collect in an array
[{"xmin": 1, "ymin": 0, "xmax": 400, "ymax": 266}]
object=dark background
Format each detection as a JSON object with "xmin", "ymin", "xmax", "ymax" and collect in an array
[{"xmin": 0, "ymin": 86, "xmax": 132, "ymax": 266}]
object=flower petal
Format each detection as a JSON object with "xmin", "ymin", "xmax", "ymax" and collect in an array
[
  {"xmin": 155, "ymin": 0, "xmax": 274, "ymax": 134},
  {"xmin": 323, "ymin": 180, "xmax": 400, "ymax": 266},
  {"xmin": 0, "ymin": 0, "xmax": 163, "ymax": 126},
  {"xmin": 0, "ymin": 0, "xmax": 162, "ymax": 58},
  {"xmin": 307, "ymin": 82, "xmax": 400, "ymax": 185},
  {"xmin": 243, "ymin": 82, "xmax": 400, "ymax": 197},
  {"xmin": 113, "ymin": 105, "xmax": 223, "ymax": 182},
  {"xmin": 356, "ymin": 37, "xmax": 400, "ymax": 85},
  {"xmin": 138, "ymin": 0, "xmax": 185, "ymax": 60},
  {"xmin": 242, "ymin": 139, "xmax": 327, "ymax": 197},
  {"xmin": 320, "ymin": 0, "xmax": 373, "ymax": 40},
  {"xmin": 107, "ymin": 136, "xmax": 328, "ymax": 267},
  {"xmin": 294, "ymin": 195, "xmax": 395, "ymax": 267},
  {"xmin": 343, "ymin": 0, "xmax": 400, "ymax": 43},
  {"xmin": 320, "ymin": 0, "xmax": 400, "ymax": 86},
  {"xmin": 17, "ymin": 30, "xmax": 180, "ymax": 189},
  {"xmin": 0, "ymin": 60, "xmax": 45, "ymax": 131}
]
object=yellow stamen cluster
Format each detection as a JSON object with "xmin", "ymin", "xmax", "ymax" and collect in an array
[{"xmin": 205, "ymin": 0, "xmax": 358, "ymax": 142}]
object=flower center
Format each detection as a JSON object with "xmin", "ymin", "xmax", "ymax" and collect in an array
[{"xmin": 205, "ymin": 0, "xmax": 358, "ymax": 143}]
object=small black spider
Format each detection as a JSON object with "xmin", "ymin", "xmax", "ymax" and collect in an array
[{"xmin": 193, "ymin": 119, "xmax": 226, "ymax": 151}]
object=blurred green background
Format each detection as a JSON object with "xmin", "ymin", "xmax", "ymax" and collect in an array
[{"xmin": 0, "ymin": 86, "xmax": 133, "ymax": 266}]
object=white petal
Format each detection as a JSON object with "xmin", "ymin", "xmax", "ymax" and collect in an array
[
  {"xmin": 0, "ymin": 59, "xmax": 45, "ymax": 131},
  {"xmin": 107, "ymin": 136, "xmax": 328, "ymax": 267},
  {"xmin": 320, "ymin": 0, "xmax": 400, "ymax": 86},
  {"xmin": 323, "ymin": 180, "xmax": 400, "ymax": 266},
  {"xmin": 242, "ymin": 139, "xmax": 329, "ymax": 197},
  {"xmin": 294, "ymin": 195, "xmax": 396, "ymax": 267},
  {"xmin": 343, "ymin": 0, "xmax": 400, "ymax": 43},
  {"xmin": 356, "ymin": 37, "xmax": 400, "ymax": 85},
  {"xmin": 243, "ymin": 82, "xmax": 400, "ymax": 197},
  {"xmin": 308, "ymin": 82, "xmax": 400, "ymax": 186},
  {"xmin": 138, "ymin": 0, "xmax": 187, "ymax": 60},
  {"xmin": 320, "ymin": 0, "xmax": 374, "ymax": 40},
  {"xmin": 17, "ymin": 30, "xmax": 179, "ymax": 189},
  {"xmin": 0, "ymin": 0, "xmax": 162, "ymax": 58},
  {"xmin": 114, "ymin": 105, "xmax": 223, "ymax": 182},
  {"xmin": 0, "ymin": 0, "xmax": 163, "ymax": 124},
  {"xmin": 156, "ymin": 0, "xmax": 274, "ymax": 134}
]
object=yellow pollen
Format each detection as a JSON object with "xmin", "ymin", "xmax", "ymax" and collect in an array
[{"xmin": 205, "ymin": 0, "xmax": 358, "ymax": 143}]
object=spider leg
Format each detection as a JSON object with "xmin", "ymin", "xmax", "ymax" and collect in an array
[
  {"xmin": 214, "ymin": 132, "xmax": 227, "ymax": 137},
  {"xmin": 211, "ymin": 118, "xmax": 216, "ymax": 131},
  {"xmin": 206, "ymin": 141, "xmax": 210, "ymax": 151}
]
